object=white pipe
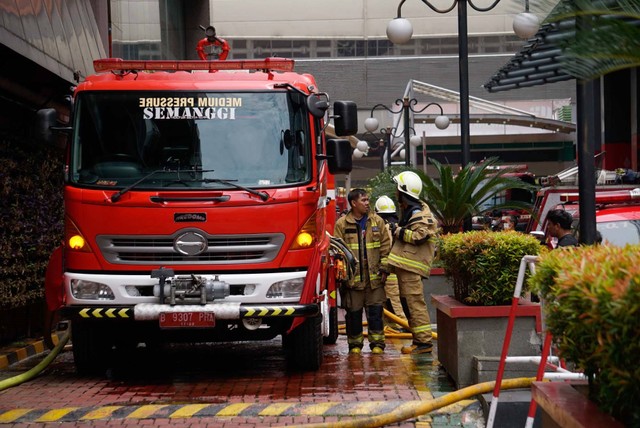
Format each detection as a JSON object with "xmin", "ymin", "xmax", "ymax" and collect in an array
[
  {"xmin": 504, "ymin": 356, "xmax": 559, "ymax": 364},
  {"xmin": 542, "ymin": 372, "xmax": 587, "ymax": 381}
]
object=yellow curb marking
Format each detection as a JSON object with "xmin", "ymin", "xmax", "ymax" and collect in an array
[
  {"xmin": 170, "ymin": 404, "xmax": 210, "ymax": 418},
  {"xmin": 258, "ymin": 403, "xmax": 295, "ymax": 416},
  {"xmin": 216, "ymin": 403, "xmax": 252, "ymax": 416},
  {"xmin": 16, "ymin": 348, "xmax": 27, "ymax": 361},
  {"xmin": 127, "ymin": 404, "xmax": 167, "ymax": 418},
  {"xmin": 350, "ymin": 402, "xmax": 383, "ymax": 415},
  {"xmin": 33, "ymin": 341, "xmax": 44, "ymax": 354},
  {"xmin": 300, "ymin": 402, "xmax": 337, "ymax": 415},
  {"xmin": 35, "ymin": 407, "xmax": 79, "ymax": 422},
  {"xmin": 0, "ymin": 409, "xmax": 32, "ymax": 423},
  {"xmin": 81, "ymin": 406, "xmax": 123, "ymax": 420},
  {"xmin": 0, "ymin": 355, "xmax": 8, "ymax": 370}
]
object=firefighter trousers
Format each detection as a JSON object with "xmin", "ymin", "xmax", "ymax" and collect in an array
[
  {"xmin": 343, "ymin": 286, "xmax": 386, "ymax": 350},
  {"xmin": 396, "ymin": 268, "xmax": 432, "ymax": 345}
]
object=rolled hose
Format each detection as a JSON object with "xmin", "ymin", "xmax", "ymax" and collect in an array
[
  {"xmin": 383, "ymin": 308, "xmax": 438, "ymax": 341},
  {"xmin": 288, "ymin": 377, "xmax": 535, "ymax": 428},
  {"xmin": 0, "ymin": 330, "xmax": 70, "ymax": 392}
]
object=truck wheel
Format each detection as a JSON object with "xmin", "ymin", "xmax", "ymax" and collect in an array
[
  {"xmin": 72, "ymin": 320, "xmax": 112, "ymax": 375},
  {"xmin": 284, "ymin": 315, "xmax": 323, "ymax": 371},
  {"xmin": 323, "ymin": 307, "xmax": 339, "ymax": 345}
]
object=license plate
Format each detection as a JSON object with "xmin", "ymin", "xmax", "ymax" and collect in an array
[{"xmin": 159, "ymin": 312, "xmax": 215, "ymax": 328}]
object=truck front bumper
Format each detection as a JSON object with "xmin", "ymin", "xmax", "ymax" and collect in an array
[{"xmin": 63, "ymin": 302, "xmax": 319, "ymax": 321}]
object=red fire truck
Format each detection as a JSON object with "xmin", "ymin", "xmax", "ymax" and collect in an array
[
  {"xmin": 527, "ymin": 186, "xmax": 640, "ymax": 246},
  {"xmin": 37, "ymin": 57, "xmax": 356, "ymax": 374}
]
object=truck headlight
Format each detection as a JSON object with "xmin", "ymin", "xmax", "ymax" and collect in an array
[
  {"xmin": 266, "ymin": 278, "xmax": 304, "ymax": 298},
  {"xmin": 71, "ymin": 279, "xmax": 115, "ymax": 300}
]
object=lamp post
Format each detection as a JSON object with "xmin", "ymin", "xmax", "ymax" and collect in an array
[
  {"xmin": 353, "ymin": 131, "xmax": 390, "ymax": 172},
  {"xmin": 386, "ymin": 0, "xmax": 540, "ymax": 167},
  {"xmin": 364, "ymin": 97, "xmax": 450, "ymax": 169}
]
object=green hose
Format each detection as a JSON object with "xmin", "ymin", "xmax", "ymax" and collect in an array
[{"xmin": 0, "ymin": 330, "xmax": 70, "ymax": 392}]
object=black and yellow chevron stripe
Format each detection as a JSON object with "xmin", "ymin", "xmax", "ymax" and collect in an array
[
  {"xmin": 76, "ymin": 307, "xmax": 132, "ymax": 319},
  {"xmin": 0, "ymin": 401, "xmax": 416, "ymax": 423}
]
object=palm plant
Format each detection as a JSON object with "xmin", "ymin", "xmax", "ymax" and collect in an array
[{"xmin": 421, "ymin": 157, "xmax": 537, "ymax": 233}]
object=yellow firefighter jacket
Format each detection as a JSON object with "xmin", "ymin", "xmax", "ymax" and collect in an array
[
  {"xmin": 388, "ymin": 203, "xmax": 438, "ymax": 278},
  {"xmin": 333, "ymin": 211, "xmax": 391, "ymax": 290}
]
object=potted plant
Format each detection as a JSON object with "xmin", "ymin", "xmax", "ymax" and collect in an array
[
  {"xmin": 438, "ymin": 230, "xmax": 544, "ymax": 306},
  {"xmin": 434, "ymin": 230, "xmax": 544, "ymax": 388},
  {"xmin": 528, "ymin": 244, "xmax": 640, "ymax": 427}
]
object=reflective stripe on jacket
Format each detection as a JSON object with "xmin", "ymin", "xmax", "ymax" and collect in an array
[
  {"xmin": 334, "ymin": 212, "xmax": 391, "ymax": 290},
  {"xmin": 389, "ymin": 203, "xmax": 438, "ymax": 278}
]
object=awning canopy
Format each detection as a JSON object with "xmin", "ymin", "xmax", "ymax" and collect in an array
[{"xmin": 483, "ymin": 19, "xmax": 576, "ymax": 93}]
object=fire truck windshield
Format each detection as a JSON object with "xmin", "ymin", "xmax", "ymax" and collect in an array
[
  {"xmin": 597, "ymin": 220, "xmax": 640, "ymax": 246},
  {"xmin": 70, "ymin": 91, "xmax": 312, "ymax": 189}
]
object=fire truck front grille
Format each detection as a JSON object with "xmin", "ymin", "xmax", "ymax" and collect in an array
[{"xmin": 97, "ymin": 233, "xmax": 285, "ymax": 265}]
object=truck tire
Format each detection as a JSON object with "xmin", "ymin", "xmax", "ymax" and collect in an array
[
  {"xmin": 284, "ymin": 315, "xmax": 323, "ymax": 371},
  {"xmin": 71, "ymin": 320, "xmax": 112, "ymax": 375},
  {"xmin": 322, "ymin": 306, "xmax": 339, "ymax": 345}
]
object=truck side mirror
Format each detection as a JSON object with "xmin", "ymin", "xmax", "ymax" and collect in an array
[
  {"xmin": 326, "ymin": 139, "xmax": 352, "ymax": 174},
  {"xmin": 34, "ymin": 108, "xmax": 58, "ymax": 146},
  {"xmin": 307, "ymin": 93, "xmax": 329, "ymax": 118},
  {"xmin": 333, "ymin": 101, "xmax": 357, "ymax": 136}
]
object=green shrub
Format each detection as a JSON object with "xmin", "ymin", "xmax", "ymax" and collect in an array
[
  {"xmin": 438, "ymin": 230, "xmax": 543, "ymax": 305},
  {"xmin": 528, "ymin": 245, "xmax": 640, "ymax": 425},
  {"xmin": 0, "ymin": 135, "xmax": 64, "ymax": 309}
]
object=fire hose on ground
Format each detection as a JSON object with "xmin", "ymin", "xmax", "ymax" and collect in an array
[
  {"xmin": 0, "ymin": 329, "xmax": 70, "ymax": 392},
  {"xmin": 287, "ymin": 377, "xmax": 536, "ymax": 428}
]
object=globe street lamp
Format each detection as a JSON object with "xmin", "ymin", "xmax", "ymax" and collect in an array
[
  {"xmin": 365, "ymin": 97, "xmax": 450, "ymax": 169},
  {"xmin": 352, "ymin": 135, "xmax": 388, "ymax": 172},
  {"xmin": 386, "ymin": 0, "xmax": 540, "ymax": 167}
]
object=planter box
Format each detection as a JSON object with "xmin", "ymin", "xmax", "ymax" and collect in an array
[
  {"xmin": 532, "ymin": 381, "xmax": 624, "ymax": 428},
  {"xmin": 432, "ymin": 294, "xmax": 542, "ymax": 388},
  {"xmin": 424, "ymin": 268, "xmax": 452, "ymax": 323}
]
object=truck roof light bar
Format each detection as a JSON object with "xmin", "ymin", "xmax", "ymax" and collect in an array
[
  {"xmin": 93, "ymin": 58, "xmax": 295, "ymax": 73},
  {"xmin": 560, "ymin": 188, "xmax": 640, "ymax": 204}
]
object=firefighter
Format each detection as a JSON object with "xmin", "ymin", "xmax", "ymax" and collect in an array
[
  {"xmin": 388, "ymin": 171, "xmax": 439, "ymax": 354},
  {"xmin": 196, "ymin": 25, "xmax": 230, "ymax": 61},
  {"xmin": 374, "ymin": 195, "xmax": 408, "ymax": 329},
  {"xmin": 334, "ymin": 188, "xmax": 391, "ymax": 354}
]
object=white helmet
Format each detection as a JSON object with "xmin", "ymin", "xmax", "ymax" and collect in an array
[
  {"xmin": 375, "ymin": 195, "xmax": 396, "ymax": 214},
  {"xmin": 393, "ymin": 171, "xmax": 422, "ymax": 200}
]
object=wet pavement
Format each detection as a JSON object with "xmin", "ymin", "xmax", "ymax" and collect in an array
[{"xmin": 0, "ymin": 332, "xmax": 485, "ymax": 427}]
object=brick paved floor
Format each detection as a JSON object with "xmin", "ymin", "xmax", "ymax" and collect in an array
[{"xmin": 0, "ymin": 332, "xmax": 485, "ymax": 427}]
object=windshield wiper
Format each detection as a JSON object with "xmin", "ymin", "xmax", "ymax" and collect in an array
[
  {"xmin": 110, "ymin": 169, "xmax": 214, "ymax": 203},
  {"xmin": 203, "ymin": 178, "xmax": 270, "ymax": 201}
]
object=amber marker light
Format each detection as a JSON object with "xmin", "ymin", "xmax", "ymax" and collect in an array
[
  {"xmin": 68, "ymin": 235, "xmax": 86, "ymax": 250},
  {"xmin": 64, "ymin": 216, "xmax": 92, "ymax": 253},
  {"xmin": 295, "ymin": 232, "xmax": 314, "ymax": 248}
]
